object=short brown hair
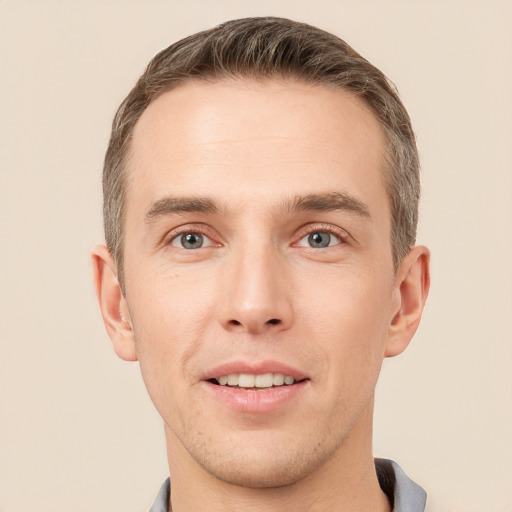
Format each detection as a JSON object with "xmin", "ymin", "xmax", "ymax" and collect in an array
[{"xmin": 103, "ymin": 17, "xmax": 420, "ymax": 288}]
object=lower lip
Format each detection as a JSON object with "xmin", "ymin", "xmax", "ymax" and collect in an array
[{"xmin": 203, "ymin": 380, "xmax": 309, "ymax": 413}]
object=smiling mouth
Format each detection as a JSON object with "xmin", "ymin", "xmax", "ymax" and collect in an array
[{"xmin": 208, "ymin": 372, "xmax": 308, "ymax": 390}]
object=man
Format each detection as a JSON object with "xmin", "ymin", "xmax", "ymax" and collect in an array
[{"xmin": 92, "ymin": 17, "xmax": 430, "ymax": 512}]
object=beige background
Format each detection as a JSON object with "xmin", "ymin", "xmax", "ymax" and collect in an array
[{"xmin": 1, "ymin": 1, "xmax": 511, "ymax": 511}]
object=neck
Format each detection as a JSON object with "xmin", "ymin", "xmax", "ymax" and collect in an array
[{"xmin": 164, "ymin": 404, "xmax": 391, "ymax": 512}]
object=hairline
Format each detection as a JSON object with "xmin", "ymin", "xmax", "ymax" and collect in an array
[{"xmin": 113, "ymin": 75, "xmax": 407, "ymax": 289}]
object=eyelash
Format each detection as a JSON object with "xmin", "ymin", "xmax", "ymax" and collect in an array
[
  {"xmin": 165, "ymin": 225, "xmax": 218, "ymax": 249},
  {"xmin": 294, "ymin": 223, "xmax": 350, "ymax": 248},
  {"xmin": 164, "ymin": 223, "xmax": 351, "ymax": 250}
]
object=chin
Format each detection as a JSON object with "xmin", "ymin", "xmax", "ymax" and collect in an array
[
  {"xmin": 200, "ymin": 459, "xmax": 310, "ymax": 488},
  {"xmin": 184, "ymin": 432, "xmax": 338, "ymax": 489}
]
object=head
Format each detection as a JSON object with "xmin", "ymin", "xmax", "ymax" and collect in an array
[
  {"xmin": 103, "ymin": 17, "xmax": 420, "ymax": 290},
  {"xmin": 93, "ymin": 17, "xmax": 429, "ymax": 492}
]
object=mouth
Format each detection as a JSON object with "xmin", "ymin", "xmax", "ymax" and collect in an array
[
  {"xmin": 203, "ymin": 362, "xmax": 309, "ymax": 412},
  {"xmin": 208, "ymin": 372, "xmax": 308, "ymax": 390}
]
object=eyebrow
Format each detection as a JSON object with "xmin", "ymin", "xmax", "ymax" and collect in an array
[
  {"xmin": 145, "ymin": 196, "xmax": 220, "ymax": 223},
  {"xmin": 144, "ymin": 191, "xmax": 371, "ymax": 224},
  {"xmin": 286, "ymin": 192, "xmax": 371, "ymax": 218}
]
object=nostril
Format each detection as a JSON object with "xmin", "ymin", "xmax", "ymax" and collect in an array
[{"xmin": 225, "ymin": 318, "xmax": 281, "ymax": 330}]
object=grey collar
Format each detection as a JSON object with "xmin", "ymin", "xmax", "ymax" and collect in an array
[{"xmin": 150, "ymin": 458, "xmax": 426, "ymax": 512}]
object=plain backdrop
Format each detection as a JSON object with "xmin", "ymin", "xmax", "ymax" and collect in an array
[{"xmin": 1, "ymin": 1, "xmax": 511, "ymax": 511}]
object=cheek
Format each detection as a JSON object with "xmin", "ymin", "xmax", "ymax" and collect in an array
[
  {"xmin": 127, "ymin": 258, "xmax": 218, "ymax": 334},
  {"xmin": 299, "ymin": 263, "xmax": 391, "ymax": 335},
  {"xmin": 297, "ymin": 267, "xmax": 392, "ymax": 381},
  {"xmin": 125, "ymin": 266, "xmax": 217, "ymax": 410}
]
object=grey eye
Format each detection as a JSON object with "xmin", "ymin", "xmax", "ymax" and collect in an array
[
  {"xmin": 308, "ymin": 231, "xmax": 332, "ymax": 248},
  {"xmin": 175, "ymin": 233, "xmax": 204, "ymax": 249}
]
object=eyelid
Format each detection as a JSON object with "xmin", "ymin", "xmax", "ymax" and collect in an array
[
  {"xmin": 164, "ymin": 223, "xmax": 221, "ymax": 248},
  {"xmin": 170, "ymin": 232, "xmax": 214, "ymax": 249},
  {"xmin": 293, "ymin": 223, "xmax": 352, "ymax": 246},
  {"xmin": 161, "ymin": 222, "xmax": 352, "ymax": 249}
]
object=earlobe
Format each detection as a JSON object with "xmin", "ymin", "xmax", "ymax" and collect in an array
[
  {"xmin": 91, "ymin": 245, "xmax": 138, "ymax": 362},
  {"xmin": 385, "ymin": 246, "xmax": 430, "ymax": 358}
]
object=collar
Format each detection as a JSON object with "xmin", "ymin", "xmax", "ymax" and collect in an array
[{"xmin": 149, "ymin": 458, "xmax": 426, "ymax": 512}]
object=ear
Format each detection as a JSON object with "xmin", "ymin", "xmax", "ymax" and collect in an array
[
  {"xmin": 91, "ymin": 245, "xmax": 137, "ymax": 361},
  {"xmin": 385, "ymin": 245, "xmax": 430, "ymax": 358}
]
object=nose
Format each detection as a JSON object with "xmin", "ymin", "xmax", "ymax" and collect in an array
[{"xmin": 218, "ymin": 242, "xmax": 294, "ymax": 335}]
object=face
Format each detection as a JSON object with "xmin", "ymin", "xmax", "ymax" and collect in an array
[{"xmin": 118, "ymin": 79, "xmax": 404, "ymax": 486}]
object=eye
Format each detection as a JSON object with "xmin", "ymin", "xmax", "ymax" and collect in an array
[
  {"xmin": 171, "ymin": 232, "xmax": 212, "ymax": 249},
  {"xmin": 297, "ymin": 230, "xmax": 342, "ymax": 249}
]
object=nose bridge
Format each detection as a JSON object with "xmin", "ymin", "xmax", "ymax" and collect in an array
[{"xmin": 220, "ymin": 234, "xmax": 293, "ymax": 334}]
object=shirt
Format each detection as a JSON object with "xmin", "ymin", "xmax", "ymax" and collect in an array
[{"xmin": 149, "ymin": 458, "xmax": 426, "ymax": 512}]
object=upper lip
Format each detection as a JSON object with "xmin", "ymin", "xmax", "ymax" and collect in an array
[{"xmin": 202, "ymin": 360, "xmax": 309, "ymax": 381}]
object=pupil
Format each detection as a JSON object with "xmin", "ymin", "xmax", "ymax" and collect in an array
[
  {"xmin": 181, "ymin": 233, "xmax": 203, "ymax": 249},
  {"xmin": 309, "ymin": 232, "xmax": 330, "ymax": 248}
]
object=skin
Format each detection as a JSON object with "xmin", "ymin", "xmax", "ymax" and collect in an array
[{"xmin": 93, "ymin": 79, "xmax": 430, "ymax": 512}]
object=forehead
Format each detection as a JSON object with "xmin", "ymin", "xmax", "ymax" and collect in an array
[{"xmin": 127, "ymin": 78, "xmax": 388, "ymax": 217}]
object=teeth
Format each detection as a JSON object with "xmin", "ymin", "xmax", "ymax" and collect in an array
[
  {"xmin": 273, "ymin": 373, "xmax": 285, "ymax": 386},
  {"xmin": 215, "ymin": 373, "xmax": 297, "ymax": 388},
  {"xmin": 238, "ymin": 374, "xmax": 255, "ymax": 387},
  {"xmin": 255, "ymin": 373, "xmax": 273, "ymax": 388}
]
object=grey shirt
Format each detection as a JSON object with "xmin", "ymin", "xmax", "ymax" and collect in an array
[{"xmin": 149, "ymin": 458, "xmax": 426, "ymax": 512}]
